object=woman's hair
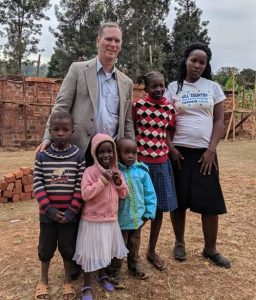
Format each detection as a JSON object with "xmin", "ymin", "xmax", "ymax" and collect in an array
[
  {"xmin": 176, "ymin": 42, "xmax": 212, "ymax": 94},
  {"xmin": 136, "ymin": 71, "xmax": 165, "ymax": 89}
]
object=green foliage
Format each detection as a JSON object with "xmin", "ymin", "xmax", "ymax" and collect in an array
[
  {"xmin": 47, "ymin": 0, "xmax": 105, "ymax": 77},
  {"xmin": 213, "ymin": 67, "xmax": 239, "ymax": 88},
  {"xmin": 213, "ymin": 67, "xmax": 256, "ymax": 109},
  {"xmin": 21, "ymin": 62, "xmax": 48, "ymax": 77},
  {"xmin": 0, "ymin": 0, "xmax": 51, "ymax": 74},
  {"xmin": 165, "ymin": 0, "xmax": 210, "ymax": 82},
  {"xmin": 48, "ymin": 0, "xmax": 171, "ymax": 80},
  {"xmin": 115, "ymin": 0, "xmax": 171, "ymax": 80}
]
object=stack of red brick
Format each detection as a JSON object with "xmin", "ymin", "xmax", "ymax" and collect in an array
[{"xmin": 0, "ymin": 167, "xmax": 34, "ymax": 203}]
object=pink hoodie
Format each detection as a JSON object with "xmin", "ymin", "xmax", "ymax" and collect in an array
[{"xmin": 80, "ymin": 133, "xmax": 128, "ymax": 222}]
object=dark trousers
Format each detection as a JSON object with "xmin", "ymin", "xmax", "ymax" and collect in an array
[
  {"xmin": 108, "ymin": 227, "xmax": 142, "ymax": 275},
  {"xmin": 38, "ymin": 222, "xmax": 78, "ymax": 262}
]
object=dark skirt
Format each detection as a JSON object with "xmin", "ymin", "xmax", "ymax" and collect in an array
[
  {"xmin": 172, "ymin": 146, "xmax": 227, "ymax": 215},
  {"xmin": 145, "ymin": 159, "xmax": 177, "ymax": 212}
]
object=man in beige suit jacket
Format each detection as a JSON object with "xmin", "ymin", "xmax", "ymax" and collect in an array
[{"xmin": 37, "ymin": 22, "xmax": 134, "ymax": 157}]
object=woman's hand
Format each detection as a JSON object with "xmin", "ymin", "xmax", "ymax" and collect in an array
[
  {"xmin": 198, "ymin": 149, "xmax": 217, "ymax": 175},
  {"xmin": 169, "ymin": 146, "xmax": 184, "ymax": 169}
]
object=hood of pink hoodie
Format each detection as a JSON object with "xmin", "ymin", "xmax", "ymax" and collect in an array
[{"xmin": 91, "ymin": 133, "xmax": 118, "ymax": 173}]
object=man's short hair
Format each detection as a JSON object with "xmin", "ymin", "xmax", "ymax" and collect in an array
[{"xmin": 98, "ymin": 22, "xmax": 122, "ymax": 37}]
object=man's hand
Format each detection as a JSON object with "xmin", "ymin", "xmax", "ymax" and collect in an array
[{"xmin": 35, "ymin": 140, "xmax": 50, "ymax": 153}]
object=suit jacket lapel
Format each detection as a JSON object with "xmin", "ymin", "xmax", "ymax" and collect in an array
[
  {"xmin": 116, "ymin": 71, "xmax": 126, "ymax": 113},
  {"xmin": 84, "ymin": 58, "xmax": 97, "ymax": 112}
]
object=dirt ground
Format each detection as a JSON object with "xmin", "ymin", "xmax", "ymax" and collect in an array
[{"xmin": 0, "ymin": 140, "xmax": 255, "ymax": 300}]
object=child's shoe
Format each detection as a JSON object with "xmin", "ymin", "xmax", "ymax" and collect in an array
[
  {"xmin": 109, "ymin": 272, "xmax": 126, "ymax": 289},
  {"xmin": 128, "ymin": 262, "xmax": 149, "ymax": 280}
]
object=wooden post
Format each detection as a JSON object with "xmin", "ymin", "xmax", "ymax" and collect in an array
[
  {"xmin": 232, "ymin": 70, "xmax": 236, "ymax": 141},
  {"xmin": 252, "ymin": 72, "xmax": 256, "ymax": 138},
  {"xmin": 22, "ymin": 77, "xmax": 28, "ymax": 151},
  {"xmin": 36, "ymin": 54, "xmax": 41, "ymax": 77}
]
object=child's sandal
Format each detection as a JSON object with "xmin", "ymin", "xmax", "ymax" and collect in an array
[
  {"xmin": 96, "ymin": 275, "xmax": 115, "ymax": 292},
  {"xmin": 63, "ymin": 283, "xmax": 76, "ymax": 300},
  {"xmin": 81, "ymin": 286, "xmax": 93, "ymax": 300},
  {"xmin": 35, "ymin": 282, "xmax": 49, "ymax": 300}
]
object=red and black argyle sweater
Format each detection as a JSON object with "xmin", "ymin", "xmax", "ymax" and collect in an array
[{"xmin": 133, "ymin": 96, "xmax": 175, "ymax": 163}]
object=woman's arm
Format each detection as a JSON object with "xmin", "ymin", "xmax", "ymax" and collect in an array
[{"xmin": 198, "ymin": 101, "xmax": 224, "ymax": 175}]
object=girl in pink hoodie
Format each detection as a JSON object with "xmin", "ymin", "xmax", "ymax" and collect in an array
[{"xmin": 73, "ymin": 133, "xmax": 128, "ymax": 300}]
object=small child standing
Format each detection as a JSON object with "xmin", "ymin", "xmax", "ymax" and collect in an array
[
  {"xmin": 73, "ymin": 133, "xmax": 128, "ymax": 300},
  {"xmin": 33, "ymin": 111, "xmax": 85, "ymax": 300},
  {"xmin": 107, "ymin": 137, "xmax": 157, "ymax": 287},
  {"xmin": 133, "ymin": 71, "xmax": 178, "ymax": 271}
]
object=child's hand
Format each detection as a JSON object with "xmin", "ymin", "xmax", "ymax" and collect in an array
[
  {"xmin": 102, "ymin": 169, "xmax": 112, "ymax": 181},
  {"xmin": 112, "ymin": 171, "xmax": 122, "ymax": 186},
  {"xmin": 58, "ymin": 215, "xmax": 69, "ymax": 224},
  {"xmin": 55, "ymin": 211, "xmax": 65, "ymax": 222}
]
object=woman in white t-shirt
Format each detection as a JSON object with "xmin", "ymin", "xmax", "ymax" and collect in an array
[{"xmin": 165, "ymin": 42, "xmax": 231, "ymax": 268}]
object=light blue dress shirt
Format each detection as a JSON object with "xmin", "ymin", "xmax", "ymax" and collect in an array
[{"xmin": 96, "ymin": 58, "xmax": 120, "ymax": 139}]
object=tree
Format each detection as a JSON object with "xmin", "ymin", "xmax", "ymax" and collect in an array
[
  {"xmin": 213, "ymin": 67, "xmax": 237, "ymax": 87},
  {"xmin": 115, "ymin": 0, "xmax": 171, "ymax": 80},
  {"xmin": 165, "ymin": 0, "xmax": 210, "ymax": 82},
  {"xmin": 237, "ymin": 68, "xmax": 255, "ymax": 89},
  {"xmin": 48, "ymin": 0, "xmax": 171, "ymax": 80},
  {"xmin": 48, "ymin": 0, "xmax": 105, "ymax": 78},
  {"xmin": 0, "ymin": 0, "xmax": 51, "ymax": 74}
]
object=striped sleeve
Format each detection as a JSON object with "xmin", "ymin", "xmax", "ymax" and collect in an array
[
  {"xmin": 64, "ymin": 151, "xmax": 86, "ymax": 221},
  {"xmin": 33, "ymin": 152, "xmax": 56, "ymax": 216}
]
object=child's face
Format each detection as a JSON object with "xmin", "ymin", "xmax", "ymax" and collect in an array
[
  {"xmin": 118, "ymin": 140, "xmax": 137, "ymax": 167},
  {"xmin": 96, "ymin": 141, "xmax": 114, "ymax": 169},
  {"xmin": 49, "ymin": 118, "xmax": 74, "ymax": 150},
  {"xmin": 146, "ymin": 76, "xmax": 165, "ymax": 100}
]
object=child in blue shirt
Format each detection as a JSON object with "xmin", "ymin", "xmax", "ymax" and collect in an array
[{"xmin": 107, "ymin": 137, "xmax": 157, "ymax": 287}]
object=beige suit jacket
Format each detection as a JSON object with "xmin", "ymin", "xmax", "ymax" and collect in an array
[{"xmin": 43, "ymin": 58, "xmax": 135, "ymax": 153}]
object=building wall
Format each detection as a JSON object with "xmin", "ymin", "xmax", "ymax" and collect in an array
[
  {"xmin": 0, "ymin": 78, "xmax": 254, "ymax": 149},
  {"xmin": 0, "ymin": 76, "xmax": 62, "ymax": 148}
]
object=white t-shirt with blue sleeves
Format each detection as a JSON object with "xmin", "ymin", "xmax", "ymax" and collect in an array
[{"xmin": 164, "ymin": 77, "xmax": 225, "ymax": 148}]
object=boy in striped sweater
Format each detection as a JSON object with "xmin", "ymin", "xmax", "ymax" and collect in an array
[{"xmin": 34, "ymin": 111, "xmax": 85, "ymax": 300}]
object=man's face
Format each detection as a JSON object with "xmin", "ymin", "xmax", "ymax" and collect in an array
[{"xmin": 96, "ymin": 26, "xmax": 122, "ymax": 64}]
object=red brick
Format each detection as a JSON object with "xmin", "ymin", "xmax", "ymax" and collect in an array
[
  {"xmin": 20, "ymin": 167, "xmax": 31, "ymax": 175},
  {"xmin": 15, "ymin": 179, "xmax": 22, "ymax": 189},
  {"xmin": 13, "ymin": 186, "xmax": 22, "ymax": 193},
  {"xmin": 4, "ymin": 173, "xmax": 15, "ymax": 183},
  {"xmin": 0, "ymin": 197, "xmax": 8, "ymax": 204},
  {"xmin": 19, "ymin": 193, "xmax": 26, "ymax": 201},
  {"xmin": 14, "ymin": 170, "xmax": 23, "ymax": 179},
  {"xmin": 3, "ymin": 190, "xmax": 12, "ymax": 198},
  {"xmin": 0, "ymin": 180, "xmax": 8, "ymax": 191},
  {"xmin": 18, "ymin": 193, "xmax": 25, "ymax": 201},
  {"xmin": 7, "ymin": 183, "xmax": 15, "ymax": 191},
  {"xmin": 21, "ymin": 176, "xmax": 28, "ymax": 185},
  {"xmin": 27, "ymin": 174, "xmax": 33, "ymax": 184},
  {"xmin": 12, "ymin": 194, "xmax": 20, "ymax": 202},
  {"xmin": 25, "ymin": 192, "xmax": 32, "ymax": 200},
  {"xmin": 24, "ymin": 184, "xmax": 33, "ymax": 193}
]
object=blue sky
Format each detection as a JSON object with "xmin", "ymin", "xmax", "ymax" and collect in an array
[{"xmin": 4, "ymin": 0, "xmax": 256, "ymax": 73}]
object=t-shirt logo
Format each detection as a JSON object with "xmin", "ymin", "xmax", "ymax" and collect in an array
[
  {"xmin": 181, "ymin": 92, "xmax": 210, "ymax": 105},
  {"xmin": 51, "ymin": 168, "xmax": 68, "ymax": 184}
]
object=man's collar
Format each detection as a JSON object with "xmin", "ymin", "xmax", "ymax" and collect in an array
[{"xmin": 96, "ymin": 57, "xmax": 116, "ymax": 77}]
